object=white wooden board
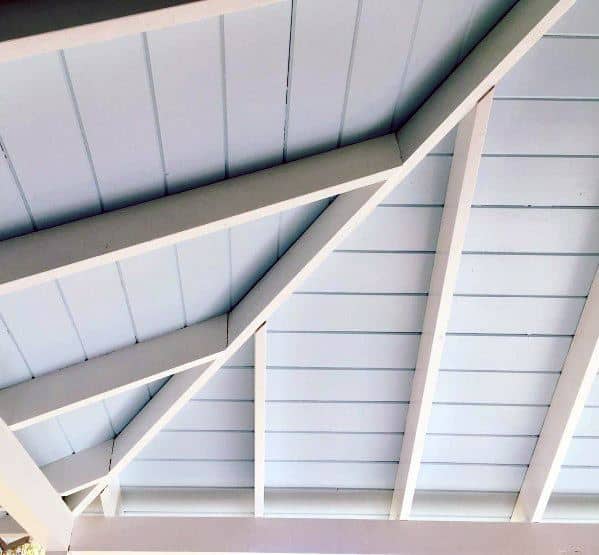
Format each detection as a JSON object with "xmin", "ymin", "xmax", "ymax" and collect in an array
[
  {"xmin": 146, "ymin": 17, "xmax": 225, "ymax": 191},
  {"xmin": 64, "ymin": 35, "xmax": 164, "ymax": 208}
]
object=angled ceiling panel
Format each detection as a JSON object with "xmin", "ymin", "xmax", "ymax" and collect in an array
[
  {"xmin": 15, "ymin": 419, "xmax": 72, "ymax": 467},
  {"xmin": 339, "ymin": 0, "xmax": 420, "ymax": 145},
  {"xmin": 270, "ymin": 295, "xmax": 427, "ymax": 333},
  {"xmin": 118, "ymin": 248, "xmax": 186, "ymax": 341},
  {"xmin": 146, "ymin": 16, "xmax": 225, "ymax": 192},
  {"xmin": 0, "ymin": 316, "xmax": 31, "ymax": 388},
  {"xmin": 392, "ymin": 0, "xmax": 473, "ymax": 126},
  {"xmin": 339, "ymin": 206, "xmax": 442, "ymax": 251},
  {"xmin": 58, "ymin": 264, "xmax": 136, "ymax": 358},
  {"xmin": 277, "ymin": 201, "xmax": 329, "ymax": 257},
  {"xmin": 230, "ymin": 214, "xmax": 279, "ymax": 305},
  {"xmin": 56, "ymin": 401, "xmax": 113, "ymax": 452},
  {"xmin": 496, "ymin": 37, "xmax": 599, "ymax": 97},
  {"xmin": 103, "ymin": 385, "xmax": 151, "ymax": 435},
  {"xmin": 299, "ymin": 252, "xmax": 435, "ymax": 294},
  {"xmin": 0, "ymin": 53, "xmax": 100, "ymax": 229},
  {"xmin": 176, "ymin": 230, "xmax": 231, "ymax": 325},
  {"xmin": 484, "ymin": 100, "xmax": 599, "ymax": 155},
  {"xmin": 475, "ymin": 157, "xmax": 599, "ymax": 206},
  {"xmin": 0, "ymin": 155, "xmax": 32, "ymax": 240},
  {"xmin": 548, "ymin": 0, "xmax": 599, "ymax": 36},
  {"xmin": 121, "ymin": 460, "xmax": 253, "ymax": 488},
  {"xmin": 63, "ymin": 34, "xmax": 165, "ymax": 209},
  {"xmin": 0, "ymin": 282, "xmax": 85, "ymax": 376},
  {"xmin": 284, "ymin": 0, "xmax": 358, "ymax": 160},
  {"xmin": 456, "ymin": 255, "xmax": 598, "ymax": 296},
  {"xmin": 224, "ymin": 1, "xmax": 291, "ymax": 175}
]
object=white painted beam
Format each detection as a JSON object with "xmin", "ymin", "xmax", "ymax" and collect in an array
[
  {"xmin": 512, "ymin": 268, "xmax": 599, "ymax": 522},
  {"xmin": 100, "ymin": 478, "xmax": 122, "ymax": 518},
  {"xmin": 0, "ymin": 136, "xmax": 399, "ymax": 296},
  {"xmin": 0, "ymin": 418, "xmax": 73, "ymax": 550},
  {"xmin": 64, "ymin": 0, "xmax": 574, "ymax": 514},
  {"xmin": 254, "ymin": 324, "xmax": 267, "ymax": 517},
  {"xmin": 0, "ymin": 314, "xmax": 226, "ymax": 430},
  {"xmin": 389, "ymin": 88, "xmax": 495, "ymax": 520},
  {"xmin": 0, "ymin": 0, "xmax": 572, "ymax": 298},
  {"xmin": 42, "ymin": 440, "xmax": 113, "ymax": 497},
  {"xmin": 65, "ymin": 188, "xmax": 384, "ymax": 514},
  {"xmin": 69, "ymin": 515, "xmax": 599, "ymax": 555},
  {"xmin": 0, "ymin": 0, "xmax": 279, "ymax": 63}
]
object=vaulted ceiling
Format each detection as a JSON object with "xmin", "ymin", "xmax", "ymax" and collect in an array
[{"xmin": 0, "ymin": 0, "xmax": 598, "ymax": 528}]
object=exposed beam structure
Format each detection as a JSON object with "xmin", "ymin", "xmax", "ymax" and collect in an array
[
  {"xmin": 52, "ymin": 0, "xmax": 572, "ymax": 514},
  {"xmin": 389, "ymin": 88, "xmax": 495, "ymax": 520},
  {"xmin": 0, "ymin": 0, "xmax": 279, "ymax": 63},
  {"xmin": 100, "ymin": 478, "xmax": 122, "ymax": 518},
  {"xmin": 254, "ymin": 324, "xmax": 267, "ymax": 517},
  {"xmin": 0, "ymin": 0, "xmax": 574, "ymax": 299},
  {"xmin": 42, "ymin": 440, "xmax": 113, "ymax": 497},
  {"xmin": 65, "ymin": 186, "xmax": 387, "ymax": 514},
  {"xmin": 69, "ymin": 516, "xmax": 599, "ymax": 555},
  {"xmin": 0, "ymin": 136, "xmax": 399, "ymax": 296},
  {"xmin": 0, "ymin": 418, "xmax": 73, "ymax": 550},
  {"xmin": 512, "ymin": 268, "xmax": 599, "ymax": 522},
  {"xmin": 0, "ymin": 314, "xmax": 227, "ymax": 431}
]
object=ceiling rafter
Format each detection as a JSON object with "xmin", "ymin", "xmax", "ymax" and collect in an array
[
  {"xmin": 512, "ymin": 268, "xmax": 599, "ymax": 522},
  {"xmin": 41, "ymin": 440, "xmax": 113, "ymax": 497},
  {"xmin": 0, "ymin": 135, "xmax": 398, "ymax": 296},
  {"xmin": 0, "ymin": 0, "xmax": 576, "ymax": 537},
  {"xmin": 55, "ymin": 0, "xmax": 575, "ymax": 515},
  {"xmin": 0, "ymin": 314, "xmax": 227, "ymax": 431},
  {"xmin": 389, "ymin": 87, "xmax": 495, "ymax": 520}
]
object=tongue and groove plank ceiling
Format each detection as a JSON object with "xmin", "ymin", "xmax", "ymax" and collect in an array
[{"xmin": 0, "ymin": 0, "xmax": 598, "ymax": 520}]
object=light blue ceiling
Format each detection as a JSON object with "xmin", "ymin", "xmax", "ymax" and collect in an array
[{"xmin": 0, "ymin": 0, "xmax": 598, "ymax": 520}]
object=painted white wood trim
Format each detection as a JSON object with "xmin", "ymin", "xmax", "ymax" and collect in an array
[
  {"xmin": 254, "ymin": 324, "xmax": 267, "ymax": 517},
  {"xmin": 0, "ymin": 418, "xmax": 73, "ymax": 550},
  {"xmin": 69, "ymin": 515, "xmax": 599, "ymax": 555},
  {"xmin": 512, "ymin": 268, "xmax": 599, "ymax": 522},
  {"xmin": 92, "ymin": 487, "xmax": 599, "ymax": 521},
  {"xmin": 100, "ymin": 478, "xmax": 122, "ymax": 518},
  {"xmin": 0, "ymin": 136, "xmax": 399, "ymax": 296},
  {"xmin": 65, "ymin": 0, "xmax": 574, "ymax": 514},
  {"xmin": 0, "ymin": 0, "xmax": 280, "ymax": 63},
  {"xmin": 41, "ymin": 440, "xmax": 113, "ymax": 497},
  {"xmin": 0, "ymin": 314, "xmax": 227, "ymax": 430},
  {"xmin": 389, "ymin": 88, "xmax": 495, "ymax": 520}
]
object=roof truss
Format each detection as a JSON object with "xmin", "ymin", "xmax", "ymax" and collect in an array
[
  {"xmin": 0, "ymin": 136, "xmax": 398, "ymax": 296},
  {"xmin": 390, "ymin": 86, "xmax": 495, "ymax": 519},
  {"xmin": 0, "ymin": 314, "xmax": 227, "ymax": 430},
  {"xmin": 0, "ymin": 0, "xmax": 581, "ymax": 545},
  {"xmin": 512, "ymin": 268, "xmax": 599, "ymax": 522}
]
